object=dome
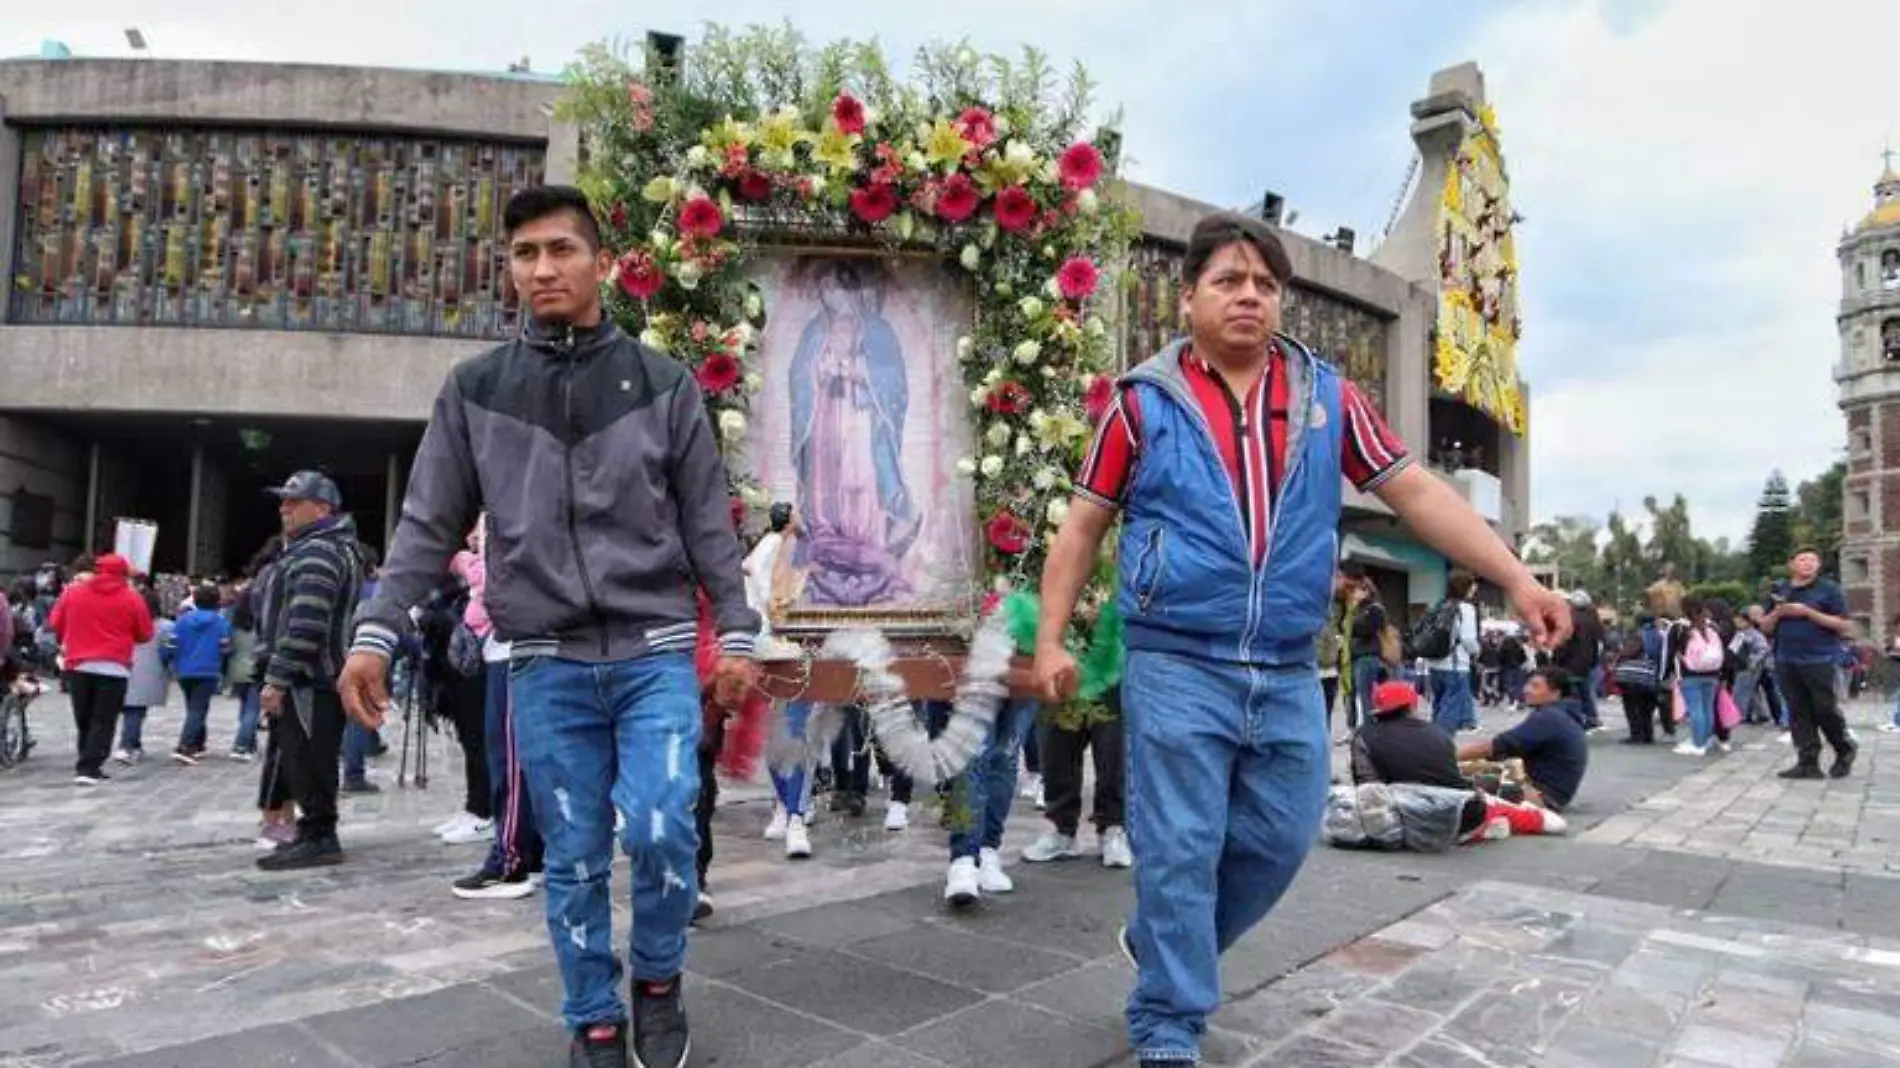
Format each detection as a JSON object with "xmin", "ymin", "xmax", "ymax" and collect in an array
[{"xmin": 1857, "ymin": 166, "xmax": 1900, "ymax": 233}]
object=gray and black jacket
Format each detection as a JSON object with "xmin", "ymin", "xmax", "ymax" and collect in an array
[
  {"xmin": 262, "ymin": 515, "xmax": 365, "ymax": 692},
  {"xmin": 352, "ymin": 318, "xmax": 760, "ymax": 664}
]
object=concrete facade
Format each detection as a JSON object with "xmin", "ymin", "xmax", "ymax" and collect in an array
[{"xmin": 1835, "ymin": 165, "xmax": 1900, "ymax": 640}]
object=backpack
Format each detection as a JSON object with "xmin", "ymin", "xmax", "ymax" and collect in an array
[
  {"xmin": 1682, "ymin": 625, "xmax": 1724, "ymax": 674},
  {"xmin": 1612, "ymin": 631, "xmax": 1657, "ymax": 692},
  {"xmin": 446, "ymin": 621, "xmax": 484, "ymax": 678},
  {"xmin": 1406, "ymin": 599, "xmax": 1460, "ymax": 661}
]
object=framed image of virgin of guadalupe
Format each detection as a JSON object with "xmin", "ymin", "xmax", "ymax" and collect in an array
[{"xmin": 743, "ymin": 249, "xmax": 979, "ymax": 635}]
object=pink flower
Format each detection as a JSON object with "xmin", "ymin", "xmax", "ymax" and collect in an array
[
  {"xmin": 678, "ymin": 196, "xmax": 723, "ymax": 239},
  {"xmin": 993, "ymin": 186, "xmax": 1036, "ymax": 232},
  {"xmin": 985, "ymin": 381, "xmax": 1032, "ymax": 415},
  {"xmin": 1057, "ymin": 256, "xmax": 1100, "ymax": 300},
  {"xmin": 986, "ymin": 512, "xmax": 1032, "ymax": 556},
  {"xmin": 616, "ymin": 251, "xmax": 663, "ymax": 300},
  {"xmin": 832, "ymin": 93, "xmax": 867, "ymax": 136},
  {"xmin": 736, "ymin": 171, "xmax": 773, "ymax": 203},
  {"xmin": 722, "ymin": 145, "xmax": 750, "ymax": 178},
  {"xmin": 1059, "ymin": 142, "xmax": 1104, "ymax": 190},
  {"xmin": 954, "ymin": 107, "xmax": 998, "ymax": 149},
  {"xmin": 849, "ymin": 183, "xmax": 899, "ymax": 224},
  {"xmin": 695, "ymin": 352, "xmax": 742, "ymax": 394},
  {"xmin": 934, "ymin": 173, "xmax": 980, "ymax": 223}
]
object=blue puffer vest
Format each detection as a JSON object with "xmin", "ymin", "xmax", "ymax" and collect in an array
[{"xmin": 1117, "ymin": 336, "xmax": 1343, "ymax": 667}]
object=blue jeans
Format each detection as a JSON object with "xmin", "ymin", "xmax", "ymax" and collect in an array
[
  {"xmin": 1503, "ymin": 666, "xmax": 1527, "ymax": 704},
  {"xmin": 482, "ymin": 661, "xmax": 544, "ymax": 878},
  {"xmin": 342, "ymin": 721, "xmax": 375, "ymax": 782},
  {"xmin": 1349, "ymin": 655, "xmax": 1383, "ymax": 730},
  {"xmin": 1123, "ymin": 651, "xmax": 1329, "ymax": 1063},
  {"xmin": 1580, "ymin": 667, "xmax": 1603, "ymax": 727},
  {"xmin": 234, "ymin": 683, "xmax": 262, "ymax": 753},
  {"xmin": 1680, "ymin": 676, "xmax": 1717, "ymax": 747},
  {"xmin": 511, "ymin": 653, "xmax": 702, "ymax": 1031},
  {"xmin": 176, "ymin": 677, "xmax": 218, "ymax": 751},
  {"xmin": 118, "ymin": 706, "xmax": 147, "ymax": 752},
  {"xmin": 1890, "ymin": 685, "xmax": 1900, "ymax": 729},
  {"xmin": 947, "ymin": 698, "xmax": 1036, "ymax": 860},
  {"xmin": 773, "ymin": 701, "xmax": 814, "ymax": 817},
  {"xmin": 1429, "ymin": 669, "xmax": 1474, "ymax": 734}
]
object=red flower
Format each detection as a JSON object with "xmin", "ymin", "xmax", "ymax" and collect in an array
[
  {"xmin": 1059, "ymin": 142, "xmax": 1104, "ymax": 190},
  {"xmin": 678, "ymin": 196, "xmax": 723, "ymax": 238},
  {"xmin": 993, "ymin": 186, "xmax": 1037, "ymax": 232},
  {"xmin": 1084, "ymin": 376, "xmax": 1115, "ymax": 425},
  {"xmin": 695, "ymin": 352, "xmax": 742, "ymax": 394},
  {"xmin": 616, "ymin": 251, "xmax": 663, "ymax": 300},
  {"xmin": 1057, "ymin": 256, "xmax": 1100, "ymax": 300},
  {"xmin": 690, "ymin": 320, "xmax": 711, "ymax": 343},
  {"xmin": 722, "ymin": 145, "xmax": 750, "ymax": 178},
  {"xmin": 985, "ymin": 380, "xmax": 1031, "ymax": 416},
  {"xmin": 832, "ymin": 93, "xmax": 867, "ymax": 136},
  {"xmin": 849, "ymin": 182, "xmax": 899, "ymax": 224},
  {"xmin": 736, "ymin": 170, "xmax": 773, "ymax": 203},
  {"xmin": 986, "ymin": 512, "xmax": 1032, "ymax": 556},
  {"xmin": 980, "ymin": 590, "xmax": 1003, "ymax": 616},
  {"xmin": 954, "ymin": 107, "xmax": 998, "ymax": 149},
  {"xmin": 934, "ymin": 173, "xmax": 980, "ymax": 223},
  {"xmin": 608, "ymin": 202, "xmax": 629, "ymax": 230}
]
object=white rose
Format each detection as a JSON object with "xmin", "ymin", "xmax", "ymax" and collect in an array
[
  {"xmin": 743, "ymin": 373, "xmax": 764, "ymax": 394},
  {"xmin": 717, "ymin": 409, "xmax": 747, "ymax": 441},
  {"xmin": 979, "ymin": 455, "xmax": 1004, "ymax": 479},
  {"xmin": 1046, "ymin": 499, "xmax": 1069, "ymax": 526},
  {"xmin": 983, "ymin": 367, "xmax": 1004, "ymax": 385},
  {"xmin": 732, "ymin": 323, "xmax": 756, "ymax": 348},
  {"xmin": 970, "ymin": 386, "xmax": 988, "ymax": 407},
  {"xmin": 987, "ymin": 423, "xmax": 1011, "ymax": 447},
  {"xmin": 1040, "ymin": 365, "xmax": 1056, "ymax": 378},
  {"xmin": 1014, "ymin": 434, "xmax": 1033, "ymax": 456},
  {"xmin": 957, "ymin": 47, "xmax": 978, "ymax": 67},
  {"xmin": 1077, "ymin": 188, "xmax": 1100, "ymax": 215},
  {"xmin": 685, "ymin": 145, "xmax": 711, "ymax": 169},
  {"xmin": 1005, "ymin": 140, "xmax": 1034, "ymax": 166},
  {"xmin": 744, "ymin": 292, "xmax": 764, "ymax": 319},
  {"xmin": 639, "ymin": 327, "xmax": 666, "ymax": 350},
  {"xmin": 906, "ymin": 151, "xmax": 927, "ymax": 172},
  {"xmin": 1032, "ymin": 468, "xmax": 1056, "ymax": 491},
  {"xmin": 675, "ymin": 261, "xmax": 703, "ymax": 290},
  {"xmin": 1013, "ymin": 340, "xmax": 1041, "ymax": 365},
  {"xmin": 1028, "ymin": 409, "xmax": 1048, "ymax": 430},
  {"xmin": 956, "ymin": 457, "xmax": 978, "ymax": 477},
  {"xmin": 1039, "ymin": 160, "xmax": 1060, "ymax": 184},
  {"xmin": 1018, "ymin": 297, "xmax": 1044, "ymax": 319},
  {"xmin": 960, "ymin": 245, "xmax": 982, "ymax": 271},
  {"xmin": 650, "ymin": 230, "xmax": 673, "ymax": 253},
  {"xmin": 956, "ymin": 335, "xmax": 975, "ymax": 360},
  {"xmin": 1043, "ymin": 277, "xmax": 1062, "ymax": 299}
]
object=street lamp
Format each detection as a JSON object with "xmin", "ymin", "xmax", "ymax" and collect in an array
[{"xmin": 124, "ymin": 28, "xmax": 148, "ymax": 53}]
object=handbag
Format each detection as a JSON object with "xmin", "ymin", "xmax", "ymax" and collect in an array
[
  {"xmin": 1671, "ymin": 683, "xmax": 1687, "ymax": 724},
  {"xmin": 1716, "ymin": 685, "xmax": 1742, "ymax": 730}
]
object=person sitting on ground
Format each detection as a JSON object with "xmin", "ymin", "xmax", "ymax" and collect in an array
[{"xmin": 1457, "ymin": 666, "xmax": 1589, "ymax": 813}]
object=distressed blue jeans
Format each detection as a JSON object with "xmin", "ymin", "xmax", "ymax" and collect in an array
[
  {"xmin": 1679, "ymin": 675, "xmax": 1717, "ymax": 748},
  {"xmin": 1123, "ymin": 650, "xmax": 1330, "ymax": 1063},
  {"xmin": 1428, "ymin": 669, "xmax": 1474, "ymax": 735},
  {"xmin": 511, "ymin": 653, "xmax": 702, "ymax": 1031},
  {"xmin": 772, "ymin": 701, "xmax": 814, "ymax": 817},
  {"xmin": 945, "ymin": 698, "xmax": 1036, "ymax": 860}
]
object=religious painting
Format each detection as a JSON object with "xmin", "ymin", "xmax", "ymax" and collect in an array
[{"xmin": 743, "ymin": 252, "xmax": 978, "ymax": 631}]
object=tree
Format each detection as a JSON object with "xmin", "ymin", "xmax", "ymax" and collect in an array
[
  {"xmin": 1791, "ymin": 460, "xmax": 1846, "ymax": 577},
  {"xmin": 1524, "ymin": 516, "xmax": 1602, "ymax": 595},
  {"xmin": 1746, "ymin": 471, "xmax": 1795, "ymax": 583},
  {"xmin": 1643, "ymin": 494, "xmax": 1701, "ymax": 582},
  {"xmin": 1600, "ymin": 510, "xmax": 1647, "ymax": 613}
]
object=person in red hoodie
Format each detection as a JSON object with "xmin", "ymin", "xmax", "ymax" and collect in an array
[{"xmin": 48, "ymin": 554, "xmax": 155, "ymax": 784}]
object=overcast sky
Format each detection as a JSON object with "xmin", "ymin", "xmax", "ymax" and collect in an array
[{"xmin": 7, "ymin": 0, "xmax": 1896, "ymax": 542}]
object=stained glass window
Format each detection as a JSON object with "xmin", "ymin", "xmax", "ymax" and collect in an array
[
  {"xmin": 10, "ymin": 127, "xmax": 546, "ymax": 339},
  {"xmin": 1120, "ymin": 240, "xmax": 1393, "ymax": 410}
]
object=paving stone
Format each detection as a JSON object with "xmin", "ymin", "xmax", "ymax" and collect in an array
[
  {"xmin": 842, "ymin": 920, "xmax": 1083, "ymax": 993},
  {"xmin": 894, "ymin": 999, "xmax": 1125, "ymax": 1067},
  {"xmin": 302, "ymin": 985, "xmax": 546, "ymax": 1066},
  {"xmin": 719, "ymin": 947, "xmax": 982, "ymax": 1036},
  {"xmin": 1016, "ymin": 960, "xmax": 1131, "ymax": 1028},
  {"xmin": 672, "ymin": 981, "xmax": 869, "ymax": 1068},
  {"xmin": 76, "ymin": 1025, "xmax": 353, "ymax": 1068},
  {"xmin": 1308, "ymin": 997, "xmax": 1440, "ymax": 1056}
]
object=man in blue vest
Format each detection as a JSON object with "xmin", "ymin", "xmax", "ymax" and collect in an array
[{"xmin": 1034, "ymin": 211, "xmax": 1570, "ymax": 1066}]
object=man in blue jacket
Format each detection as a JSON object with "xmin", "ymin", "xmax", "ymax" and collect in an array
[
  {"xmin": 337, "ymin": 186, "xmax": 757, "ymax": 1068},
  {"xmin": 1034, "ymin": 211, "xmax": 1570, "ymax": 1067},
  {"xmin": 167, "ymin": 584, "xmax": 232, "ymax": 763}
]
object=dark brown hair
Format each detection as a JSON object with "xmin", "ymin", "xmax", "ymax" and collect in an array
[
  {"xmin": 1448, "ymin": 571, "xmax": 1476, "ymax": 599},
  {"xmin": 1184, "ymin": 211, "xmax": 1292, "ymax": 287}
]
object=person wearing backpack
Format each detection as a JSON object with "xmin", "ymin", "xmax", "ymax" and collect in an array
[
  {"xmin": 1422, "ymin": 572, "xmax": 1481, "ymax": 735},
  {"xmin": 1612, "ymin": 614, "xmax": 1663, "ymax": 743},
  {"xmin": 1553, "ymin": 591, "xmax": 1604, "ymax": 731},
  {"xmin": 1669, "ymin": 597, "xmax": 1726, "ymax": 756}
]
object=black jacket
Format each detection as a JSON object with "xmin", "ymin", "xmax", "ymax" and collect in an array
[
  {"xmin": 1351, "ymin": 714, "xmax": 1469, "ymax": 790},
  {"xmin": 261, "ymin": 516, "xmax": 366, "ymax": 692},
  {"xmin": 1349, "ymin": 601, "xmax": 1388, "ymax": 661},
  {"xmin": 1555, "ymin": 605, "xmax": 1603, "ymax": 676}
]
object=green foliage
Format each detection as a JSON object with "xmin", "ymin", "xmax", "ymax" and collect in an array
[
  {"xmin": 1686, "ymin": 581, "xmax": 1752, "ymax": 611},
  {"xmin": 1746, "ymin": 471, "xmax": 1795, "ymax": 583}
]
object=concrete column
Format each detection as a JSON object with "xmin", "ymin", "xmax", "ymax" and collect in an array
[
  {"xmin": 385, "ymin": 452, "xmax": 401, "ymax": 550},
  {"xmin": 185, "ymin": 444, "xmax": 205, "ymax": 575},
  {"xmin": 82, "ymin": 440, "xmax": 102, "ymax": 554},
  {"xmin": 0, "ymin": 92, "xmax": 19, "ymax": 309}
]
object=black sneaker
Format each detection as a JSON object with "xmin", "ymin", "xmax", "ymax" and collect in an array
[
  {"xmin": 1829, "ymin": 745, "xmax": 1857, "ymax": 779},
  {"xmin": 341, "ymin": 778, "xmax": 381, "ymax": 794},
  {"xmin": 569, "ymin": 1022, "xmax": 629, "ymax": 1068},
  {"xmin": 1777, "ymin": 764, "xmax": 1825, "ymax": 781},
  {"xmin": 631, "ymin": 978, "xmax": 689, "ymax": 1068},
  {"xmin": 692, "ymin": 892, "xmax": 714, "ymax": 925},
  {"xmin": 452, "ymin": 868, "xmax": 536, "ymax": 900},
  {"xmin": 256, "ymin": 834, "xmax": 344, "ymax": 871}
]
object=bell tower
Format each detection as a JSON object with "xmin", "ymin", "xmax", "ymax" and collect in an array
[{"xmin": 1836, "ymin": 153, "xmax": 1900, "ymax": 642}]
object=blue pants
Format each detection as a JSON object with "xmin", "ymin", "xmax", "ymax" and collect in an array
[
  {"xmin": 1122, "ymin": 651, "xmax": 1329, "ymax": 1063},
  {"xmin": 512, "ymin": 653, "xmax": 702, "ymax": 1031},
  {"xmin": 342, "ymin": 721, "xmax": 375, "ymax": 782},
  {"xmin": 118, "ymin": 706, "xmax": 147, "ymax": 752},
  {"xmin": 176, "ymin": 678, "xmax": 218, "ymax": 751},
  {"xmin": 482, "ymin": 661, "xmax": 544, "ymax": 878},
  {"xmin": 1428, "ymin": 669, "xmax": 1474, "ymax": 734},
  {"xmin": 773, "ymin": 701, "xmax": 814, "ymax": 817},
  {"xmin": 1349, "ymin": 655, "xmax": 1383, "ymax": 730},
  {"xmin": 946, "ymin": 698, "xmax": 1036, "ymax": 860},
  {"xmin": 1680, "ymin": 676, "xmax": 1717, "ymax": 747},
  {"xmin": 1580, "ymin": 667, "xmax": 1603, "ymax": 727},
  {"xmin": 234, "ymin": 683, "xmax": 262, "ymax": 753}
]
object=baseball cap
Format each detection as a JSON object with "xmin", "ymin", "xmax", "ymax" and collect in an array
[
  {"xmin": 265, "ymin": 470, "xmax": 342, "ymax": 509},
  {"xmin": 1371, "ymin": 680, "xmax": 1418, "ymax": 716}
]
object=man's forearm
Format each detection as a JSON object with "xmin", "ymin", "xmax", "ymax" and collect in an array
[{"xmin": 1377, "ymin": 467, "xmax": 1536, "ymax": 594}]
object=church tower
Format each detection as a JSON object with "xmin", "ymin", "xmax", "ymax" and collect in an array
[{"xmin": 1836, "ymin": 157, "xmax": 1900, "ymax": 641}]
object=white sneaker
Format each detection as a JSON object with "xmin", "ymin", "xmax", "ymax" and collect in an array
[
  {"xmin": 1101, "ymin": 826, "xmax": 1134, "ymax": 869},
  {"xmin": 112, "ymin": 748, "xmax": 138, "ymax": 766},
  {"xmin": 764, "ymin": 803, "xmax": 788, "ymax": 840},
  {"xmin": 884, "ymin": 801, "xmax": 910, "ymax": 832},
  {"xmin": 432, "ymin": 813, "xmax": 465, "ymax": 836},
  {"xmin": 978, "ymin": 847, "xmax": 1014, "ymax": 893},
  {"xmin": 784, "ymin": 815, "xmax": 812, "ymax": 859},
  {"xmin": 1019, "ymin": 773, "xmax": 1042, "ymax": 802},
  {"xmin": 442, "ymin": 817, "xmax": 495, "ymax": 845},
  {"xmin": 1672, "ymin": 739, "xmax": 1708, "ymax": 756},
  {"xmin": 945, "ymin": 857, "xmax": 980, "ymax": 907},
  {"xmin": 1776, "ymin": 731, "xmax": 1793, "ymax": 744},
  {"xmin": 1022, "ymin": 832, "xmax": 1081, "ymax": 863},
  {"xmin": 1537, "ymin": 810, "xmax": 1569, "ymax": 836},
  {"xmin": 1715, "ymin": 739, "xmax": 1732, "ymax": 754}
]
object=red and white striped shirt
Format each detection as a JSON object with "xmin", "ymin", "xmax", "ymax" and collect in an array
[{"xmin": 1076, "ymin": 345, "xmax": 1410, "ymax": 564}]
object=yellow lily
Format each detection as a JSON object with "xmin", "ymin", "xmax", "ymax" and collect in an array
[{"xmin": 921, "ymin": 117, "xmax": 972, "ymax": 171}]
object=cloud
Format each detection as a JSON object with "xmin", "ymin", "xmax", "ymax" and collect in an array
[{"xmin": 1464, "ymin": 0, "xmax": 1900, "ymax": 539}]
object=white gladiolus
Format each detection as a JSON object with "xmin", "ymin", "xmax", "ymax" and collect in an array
[
  {"xmin": 960, "ymin": 245, "xmax": 982, "ymax": 271},
  {"xmin": 956, "ymin": 457, "xmax": 978, "ymax": 477},
  {"xmin": 1046, "ymin": 499, "xmax": 1069, "ymax": 526},
  {"xmin": 956, "ymin": 335, "xmax": 975, "ymax": 359},
  {"xmin": 717, "ymin": 410, "xmax": 747, "ymax": 441},
  {"xmin": 1014, "ymin": 434, "xmax": 1033, "ymax": 457},
  {"xmin": 987, "ymin": 423, "xmax": 1011, "ymax": 447},
  {"xmin": 1018, "ymin": 297, "xmax": 1044, "ymax": 319},
  {"xmin": 1032, "ymin": 468, "xmax": 1056, "ymax": 491},
  {"xmin": 1013, "ymin": 340, "xmax": 1041, "ymax": 365},
  {"xmin": 979, "ymin": 455, "xmax": 1004, "ymax": 478}
]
